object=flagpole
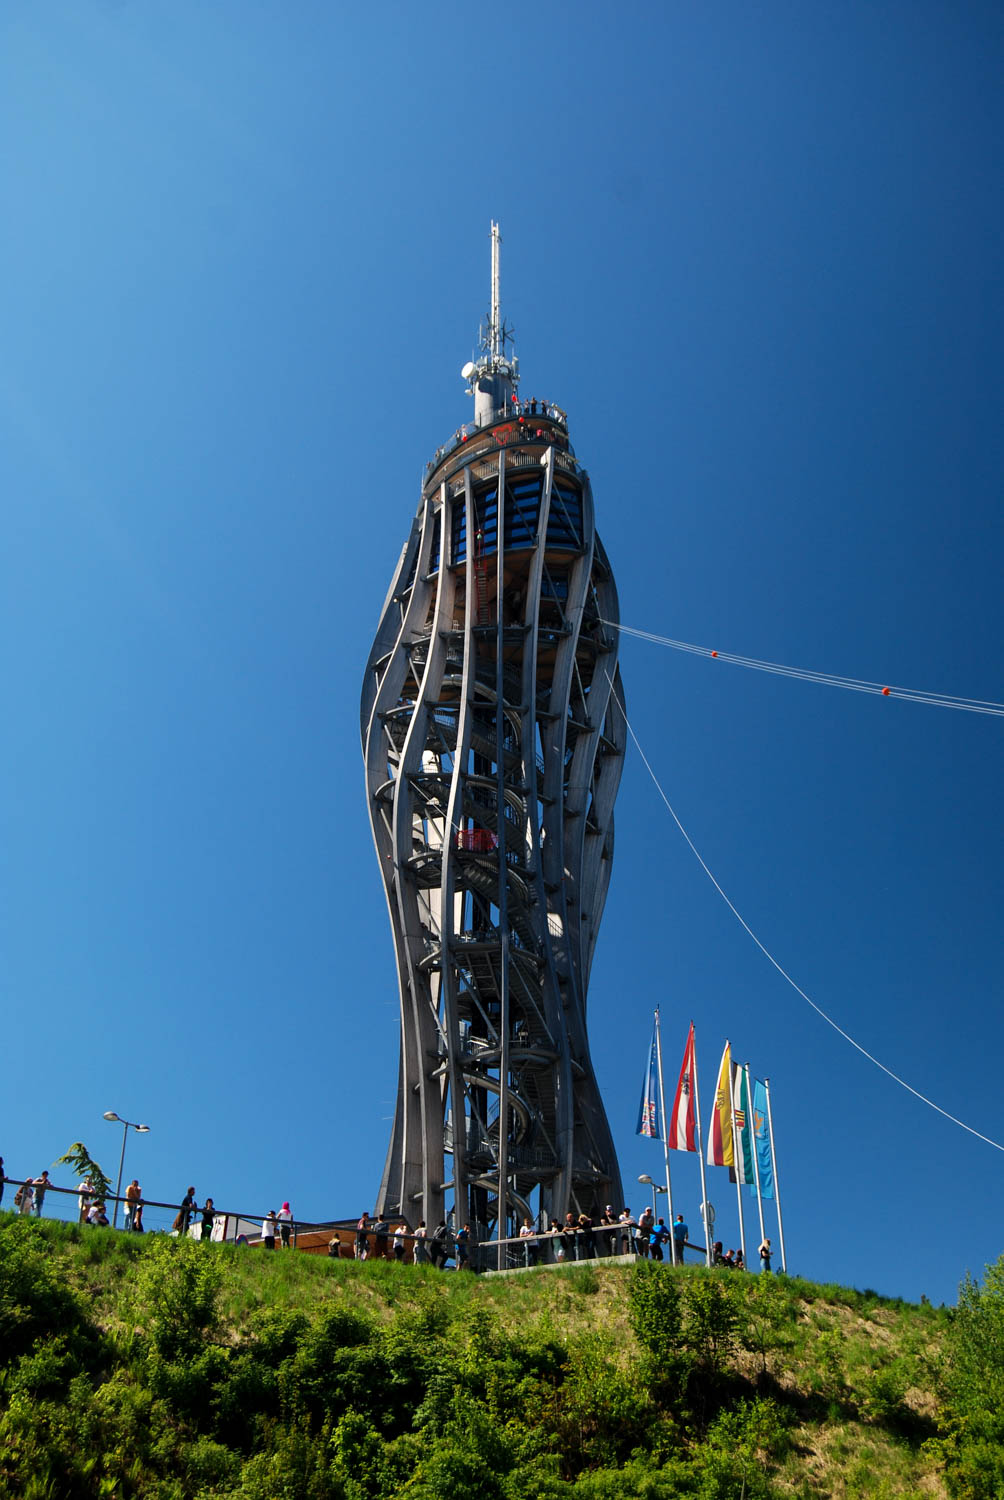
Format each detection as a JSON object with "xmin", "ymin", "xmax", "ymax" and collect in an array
[
  {"xmin": 745, "ymin": 1062, "xmax": 766, "ymax": 1257},
  {"xmin": 691, "ymin": 1025, "xmax": 713, "ymax": 1266},
  {"xmin": 729, "ymin": 1065, "xmax": 747, "ymax": 1266},
  {"xmin": 764, "ymin": 1077, "xmax": 787, "ymax": 1273},
  {"xmin": 654, "ymin": 1008, "xmax": 676, "ymax": 1256}
]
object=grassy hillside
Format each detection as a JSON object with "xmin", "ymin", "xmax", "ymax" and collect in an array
[{"xmin": 0, "ymin": 1212, "xmax": 986, "ymax": 1498}]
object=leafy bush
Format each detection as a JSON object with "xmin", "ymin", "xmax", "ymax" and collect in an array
[
  {"xmin": 0, "ymin": 1218, "xmax": 93, "ymax": 1368},
  {"xmin": 135, "ymin": 1235, "xmax": 223, "ymax": 1362},
  {"xmin": 627, "ymin": 1260, "xmax": 683, "ymax": 1365}
]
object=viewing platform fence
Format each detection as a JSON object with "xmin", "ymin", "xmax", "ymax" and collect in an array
[{"xmin": 2, "ymin": 1178, "xmax": 709, "ymax": 1273}]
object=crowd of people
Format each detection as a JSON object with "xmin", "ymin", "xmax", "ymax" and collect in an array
[
  {"xmin": 335, "ymin": 1207, "xmax": 777, "ymax": 1277},
  {"xmin": 333, "ymin": 1213, "xmax": 472, "ymax": 1269},
  {"xmin": 0, "ymin": 1159, "xmax": 241, "ymax": 1242},
  {"xmin": 2, "ymin": 1158, "xmax": 774, "ymax": 1273}
]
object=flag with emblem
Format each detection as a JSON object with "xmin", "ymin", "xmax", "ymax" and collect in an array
[
  {"xmin": 668, "ymin": 1022, "xmax": 698, "ymax": 1152},
  {"xmin": 752, "ymin": 1077, "xmax": 774, "ymax": 1199},
  {"xmin": 707, "ymin": 1041, "xmax": 734, "ymax": 1167},
  {"xmin": 636, "ymin": 1020, "xmax": 661, "ymax": 1139},
  {"xmin": 731, "ymin": 1063, "xmax": 755, "ymax": 1186}
]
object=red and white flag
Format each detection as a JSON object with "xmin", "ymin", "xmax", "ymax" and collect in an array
[{"xmin": 668, "ymin": 1022, "xmax": 698, "ymax": 1152}]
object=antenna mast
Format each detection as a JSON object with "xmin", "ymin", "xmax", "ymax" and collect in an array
[{"xmin": 490, "ymin": 220, "xmax": 501, "ymax": 361}]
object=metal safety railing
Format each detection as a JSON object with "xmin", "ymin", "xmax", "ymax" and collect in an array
[
  {"xmin": 0, "ymin": 1177, "xmax": 301, "ymax": 1248},
  {"xmin": 3, "ymin": 1178, "xmax": 713, "ymax": 1274}
]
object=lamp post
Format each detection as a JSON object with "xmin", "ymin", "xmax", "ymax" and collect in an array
[
  {"xmin": 103, "ymin": 1112, "xmax": 150, "ymax": 1228},
  {"xmin": 637, "ymin": 1173, "xmax": 668, "ymax": 1220}
]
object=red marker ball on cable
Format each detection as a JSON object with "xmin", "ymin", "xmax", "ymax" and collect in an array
[
  {"xmin": 710, "ymin": 650, "xmax": 718, "ymax": 658},
  {"xmin": 882, "ymin": 687, "xmax": 891, "ymax": 696}
]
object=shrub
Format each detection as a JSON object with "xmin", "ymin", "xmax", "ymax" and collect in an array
[
  {"xmin": 628, "ymin": 1260, "xmax": 683, "ymax": 1365},
  {"xmin": 135, "ymin": 1236, "xmax": 223, "ymax": 1362},
  {"xmin": 0, "ymin": 1218, "xmax": 92, "ymax": 1368}
]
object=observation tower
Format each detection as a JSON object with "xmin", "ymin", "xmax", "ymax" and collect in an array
[{"xmin": 360, "ymin": 224, "xmax": 626, "ymax": 1244}]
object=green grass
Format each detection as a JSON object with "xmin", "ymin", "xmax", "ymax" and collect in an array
[{"xmin": 0, "ymin": 1212, "xmax": 954, "ymax": 1497}]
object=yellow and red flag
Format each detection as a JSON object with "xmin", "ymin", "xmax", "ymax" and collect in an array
[{"xmin": 707, "ymin": 1040, "xmax": 735, "ymax": 1168}]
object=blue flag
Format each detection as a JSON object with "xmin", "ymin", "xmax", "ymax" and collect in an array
[
  {"xmin": 752, "ymin": 1078, "xmax": 774, "ymax": 1200},
  {"xmin": 636, "ymin": 1024, "xmax": 661, "ymax": 1139}
]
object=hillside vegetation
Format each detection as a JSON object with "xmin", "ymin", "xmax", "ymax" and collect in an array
[{"xmin": 0, "ymin": 1214, "xmax": 999, "ymax": 1498}]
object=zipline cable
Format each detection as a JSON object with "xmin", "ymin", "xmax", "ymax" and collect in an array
[
  {"xmin": 604, "ymin": 670, "xmax": 1004, "ymax": 1154},
  {"xmin": 601, "ymin": 622, "xmax": 1004, "ymax": 717}
]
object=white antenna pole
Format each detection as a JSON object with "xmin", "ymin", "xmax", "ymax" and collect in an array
[
  {"xmin": 654, "ymin": 1008, "xmax": 676, "ymax": 1253},
  {"xmin": 764, "ymin": 1078, "xmax": 787, "ymax": 1273},
  {"xmin": 490, "ymin": 220, "xmax": 501, "ymax": 362}
]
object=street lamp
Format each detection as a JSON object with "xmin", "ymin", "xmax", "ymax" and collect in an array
[
  {"xmin": 637, "ymin": 1173, "xmax": 668, "ymax": 1219},
  {"xmin": 103, "ymin": 1112, "xmax": 151, "ymax": 1228}
]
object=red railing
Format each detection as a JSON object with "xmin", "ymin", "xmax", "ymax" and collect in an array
[{"xmin": 455, "ymin": 830, "xmax": 498, "ymax": 852}]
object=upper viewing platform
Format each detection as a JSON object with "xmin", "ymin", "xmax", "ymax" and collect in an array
[
  {"xmin": 423, "ymin": 221, "xmax": 582, "ymax": 494},
  {"xmin": 424, "ymin": 400, "xmax": 578, "ymax": 492}
]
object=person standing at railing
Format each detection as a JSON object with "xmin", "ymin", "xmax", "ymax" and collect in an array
[
  {"xmin": 519, "ymin": 1217, "xmax": 538, "ymax": 1267},
  {"xmin": 262, "ymin": 1210, "xmax": 278, "ymax": 1250},
  {"xmin": 672, "ymin": 1214, "xmax": 688, "ymax": 1267},
  {"xmin": 413, "ymin": 1221, "xmax": 428, "ymax": 1264},
  {"xmin": 355, "ymin": 1212, "xmax": 370, "ymax": 1260},
  {"xmin": 175, "ymin": 1186, "xmax": 196, "ymax": 1237},
  {"xmin": 124, "ymin": 1178, "xmax": 142, "ymax": 1232},
  {"xmin": 200, "ymin": 1198, "xmax": 215, "ymax": 1241},
  {"xmin": 455, "ymin": 1223, "xmax": 471, "ymax": 1270},
  {"xmin": 277, "ymin": 1202, "xmax": 293, "ymax": 1249},
  {"xmin": 392, "ymin": 1224, "xmax": 407, "ymax": 1262},
  {"xmin": 15, "ymin": 1178, "xmax": 34, "ymax": 1216},
  {"xmin": 33, "ymin": 1170, "xmax": 51, "ymax": 1218},
  {"xmin": 78, "ymin": 1177, "xmax": 94, "ymax": 1224},
  {"xmin": 637, "ymin": 1206, "xmax": 655, "ymax": 1258},
  {"xmin": 430, "ymin": 1221, "xmax": 448, "ymax": 1268}
]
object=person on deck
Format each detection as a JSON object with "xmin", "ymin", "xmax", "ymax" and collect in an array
[
  {"xmin": 519, "ymin": 1218, "xmax": 538, "ymax": 1266},
  {"xmin": 33, "ymin": 1171, "xmax": 51, "ymax": 1217},
  {"xmin": 672, "ymin": 1214, "xmax": 689, "ymax": 1266},
  {"xmin": 455, "ymin": 1223, "xmax": 471, "ymax": 1270},
  {"xmin": 200, "ymin": 1199, "xmax": 215, "ymax": 1241},
  {"xmin": 650, "ymin": 1219, "xmax": 670, "ymax": 1262},
  {"xmin": 277, "ymin": 1203, "xmax": 294, "ymax": 1249},
  {"xmin": 759, "ymin": 1237, "xmax": 772, "ymax": 1273},
  {"xmin": 430, "ymin": 1221, "xmax": 449, "ymax": 1269},
  {"xmin": 176, "ymin": 1187, "xmax": 196, "ymax": 1236},
  {"xmin": 637, "ymin": 1207, "xmax": 655, "ymax": 1258},
  {"xmin": 124, "ymin": 1179, "xmax": 142, "ymax": 1232}
]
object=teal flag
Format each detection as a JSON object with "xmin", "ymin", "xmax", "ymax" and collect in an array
[{"xmin": 752, "ymin": 1078, "xmax": 774, "ymax": 1200}]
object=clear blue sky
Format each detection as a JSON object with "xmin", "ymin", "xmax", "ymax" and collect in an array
[{"xmin": 2, "ymin": 2, "xmax": 1002, "ymax": 1304}]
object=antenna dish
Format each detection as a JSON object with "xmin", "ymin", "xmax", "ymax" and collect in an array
[{"xmin": 461, "ymin": 361, "xmax": 475, "ymax": 381}]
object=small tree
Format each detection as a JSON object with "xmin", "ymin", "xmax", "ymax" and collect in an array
[
  {"xmin": 935, "ymin": 1254, "xmax": 1004, "ymax": 1498},
  {"xmin": 55, "ymin": 1142, "xmax": 112, "ymax": 1206},
  {"xmin": 739, "ymin": 1271, "xmax": 795, "ymax": 1380},
  {"xmin": 681, "ymin": 1274, "xmax": 739, "ymax": 1375},
  {"xmin": 627, "ymin": 1260, "xmax": 683, "ymax": 1365}
]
